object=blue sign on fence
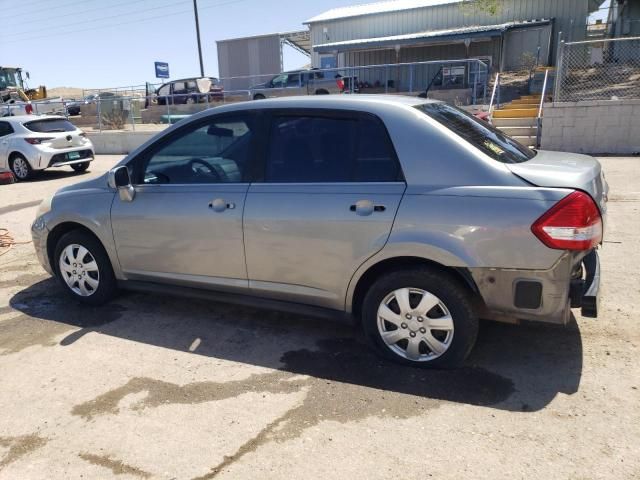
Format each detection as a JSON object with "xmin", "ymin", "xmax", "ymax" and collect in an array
[{"xmin": 154, "ymin": 62, "xmax": 170, "ymax": 79}]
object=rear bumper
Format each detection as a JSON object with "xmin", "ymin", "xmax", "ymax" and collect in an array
[
  {"xmin": 47, "ymin": 149, "xmax": 94, "ymax": 168},
  {"xmin": 571, "ymin": 249, "xmax": 600, "ymax": 318},
  {"xmin": 470, "ymin": 249, "xmax": 601, "ymax": 325}
]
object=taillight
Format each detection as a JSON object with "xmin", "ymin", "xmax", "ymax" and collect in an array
[
  {"xmin": 532, "ymin": 191, "xmax": 602, "ymax": 251},
  {"xmin": 25, "ymin": 104, "xmax": 33, "ymax": 114},
  {"xmin": 24, "ymin": 137, "xmax": 54, "ymax": 145}
]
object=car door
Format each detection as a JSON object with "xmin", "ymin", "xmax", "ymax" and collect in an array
[
  {"xmin": 243, "ymin": 110, "xmax": 406, "ymax": 310},
  {"xmin": 111, "ymin": 112, "xmax": 258, "ymax": 293},
  {"xmin": 0, "ymin": 121, "xmax": 14, "ymax": 168}
]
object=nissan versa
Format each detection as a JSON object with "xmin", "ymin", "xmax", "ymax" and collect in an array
[{"xmin": 31, "ymin": 96, "xmax": 607, "ymax": 368}]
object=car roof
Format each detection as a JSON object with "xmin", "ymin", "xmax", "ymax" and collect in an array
[
  {"xmin": 1, "ymin": 114, "xmax": 67, "ymax": 123},
  {"xmin": 223, "ymin": 94, "xmax": 439, "ymax": 111},
  {"xmin": 162, "ymin": 76, "xmax": 219, "ymax": 83}
]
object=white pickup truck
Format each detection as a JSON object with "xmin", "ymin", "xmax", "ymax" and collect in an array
[
  {"xmin": 249, "ymin": 69, "xmax": 358, "ymax": 100},
  {"xmin": 1, "ymin": 97, "xmax": 65, "ymax": 117}
]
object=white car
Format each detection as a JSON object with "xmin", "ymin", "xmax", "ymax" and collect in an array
[{"xmin": 0, "ymin": 115, "xmax": 94, "ymax": 180}]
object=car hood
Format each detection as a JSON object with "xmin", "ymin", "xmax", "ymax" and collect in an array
[
  {"xmin": 56, "ymin": 173, "xmax": 110, "ymax": 196},
  {"xmin": 507, "ymin": 150, "xmax": 609, "ymax": 212}
]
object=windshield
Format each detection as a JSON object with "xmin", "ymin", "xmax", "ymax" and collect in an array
[
  {"xmin": 23, "ymin": 118, "xmax": 76, "ymax": 133},
  {"xmin": 0, "ymin": 70, "xmax": 20, "ymax": 90},
  {"xmin": 415, "ymin": 103, "xmax": 536, "ymax": 164}
]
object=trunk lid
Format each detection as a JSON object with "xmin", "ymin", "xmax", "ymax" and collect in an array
[
  {"xmin": 507, "ymin": 150, "xmax": 609, "ymax": 213},
  {"xmin": 46, "ymin": 131, "xmax": 85, "ymax": 149}
]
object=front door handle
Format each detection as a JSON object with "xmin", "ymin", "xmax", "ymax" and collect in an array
[
  {"xmin": 349, "ymin": 200, "xmax": 386, "ymax": 216},
  {"xmin": 209, "ymin": 198, "xmax": 235, "ymax": 212}
]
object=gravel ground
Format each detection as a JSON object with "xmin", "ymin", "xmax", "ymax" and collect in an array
[{"xmin": 0, "ymin": 156, "xmax": 638, "ymax": 480}]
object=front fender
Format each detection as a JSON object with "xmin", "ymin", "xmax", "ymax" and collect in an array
[{"xmin": 45, "ymin": 189, "xmax": 122, "ymax": 279}]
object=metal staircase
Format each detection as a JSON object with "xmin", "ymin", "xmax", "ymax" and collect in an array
[{"xmin": 488, "ymin": 69, "xmax": 552, "ymax": 149}]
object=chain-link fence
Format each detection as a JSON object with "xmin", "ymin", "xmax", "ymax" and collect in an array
[{"xmin": 555, "ymin": 36, "xmax": 640, "ymax": 102}]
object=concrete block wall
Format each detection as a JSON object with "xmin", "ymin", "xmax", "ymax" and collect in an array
[
  {"xmin": 541, "ymin": 99, "xmax": 640, "ymax": 155},
  {"xmin": 87, "ymin": 132, "xmax": 157, "ymax": 155}
]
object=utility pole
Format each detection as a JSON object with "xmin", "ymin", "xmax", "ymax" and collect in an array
[{"xmin": 193, "ymin": 0, "xmax": 205, "ymax": 77}]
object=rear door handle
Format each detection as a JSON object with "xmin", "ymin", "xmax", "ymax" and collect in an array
[
  {"xmin": 350, "ymin": 200, "xmax": 386, "ymax": 216},
  {"xmin": 209, "ymin": 198, "xmax": 235, "ymax": 212}
]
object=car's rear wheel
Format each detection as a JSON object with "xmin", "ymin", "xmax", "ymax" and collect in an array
[
  {"xmin": 71, "ymin": 162, "xmax": 90, "ymax": 173},
  {"xmin": 10, "ymin": 154, "xmax": 33, "ymax": 181},
  {"xmin": 54, "ymin": 230, "xmax": 117, "ymax": 305},
  {"xmin": 362, "ymin": 268, "xmax": 478, "ymax": 368}
]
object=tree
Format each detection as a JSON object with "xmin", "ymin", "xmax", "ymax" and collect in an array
[{"xmin": 460, "ymin": 0, "xmax": 503, "ymax": 16}]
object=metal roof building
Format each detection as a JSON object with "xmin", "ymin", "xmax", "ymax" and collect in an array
[
  {"xmin": 216, "ymin": 31, "xmax": 311, "ymax": 91},
  {"xmin": 305, "ymin": 0, "xmax": 606, "ymax": 71}
]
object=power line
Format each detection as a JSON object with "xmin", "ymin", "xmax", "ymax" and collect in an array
[
  {"xmin": 9, "ymin": 0, "xmax": 192, "ymax": 38},
  {"xmin": 1, "ymin": 0, "xmax": 252, "ymax": 45},
  {"xmin": 3, "ymin": 0, "xmax": 107, "ymax": 20},
  {"xmin": 8, "ymin": 0, "xmax": 179, "ymax": 26}
]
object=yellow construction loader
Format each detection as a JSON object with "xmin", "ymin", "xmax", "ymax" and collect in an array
[{"xmin": 0, "ymin": 66, "xmax": 47, "ymax": 102}]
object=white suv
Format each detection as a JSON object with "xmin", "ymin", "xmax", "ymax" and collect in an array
[{"xmin": 0, "ymin": 115, "xmax": 94, "ymax": 180}]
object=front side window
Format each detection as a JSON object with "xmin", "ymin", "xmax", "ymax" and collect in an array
[
  {"xmin": 271, "ymin": 74, "xmax": 287, "ymax": 87},
  {"xmin": 415, "ymin": 103, "xmax": 535, "ymax": 164},
  {"xmin": 141, "ymin": 116, "xmax": 254, "ymax": 185},
  {"xmin": 157, "ymin": 84, "xmax": 170, "ymax": 96},
  {"xmin": 23, "ymin": 119, "xmax": 75, "ymax": 133},
  {"xmin": 265, "ymin": 114, "xmax": 401, "ymax": 183}
]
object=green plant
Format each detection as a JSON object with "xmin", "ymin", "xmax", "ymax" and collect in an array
[
  {"xmin": 101, "ymin": 109, "xmax": 128, "ymax": 130},
  {"xmin": 460, "ymin": 0, "xmax": 503, "ymax": 16}
]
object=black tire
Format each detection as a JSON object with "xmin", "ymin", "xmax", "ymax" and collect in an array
[
  {"xmin": 54, "ymin": 230, "xmax": 117, "ymax": 306},
  {"xmin": 71, "ymin": 162, "xmax": 90, "ymax": 173},
  {"xmin": 253, "ymin": 94, "xmax": 266, "ymax": 100},
  {"xmin": 9, "ymin": 153, "xmax": 33, "ymax": 181},
  {"xmin": 361, "ymin": 268, "xmax": 478, "ymax": 369},
  {"xmin": 315, "ymin": 89, "xmax": 330, "ymax": 95}
]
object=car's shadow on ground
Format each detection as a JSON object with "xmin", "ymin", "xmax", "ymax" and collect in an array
[
  {"xmin": 9, "ymin": 278, "xmax": 583, "ymax": 412},
  {"xmin": 26, "ymin": 169, "xmax": 90, "ymax": 182}
]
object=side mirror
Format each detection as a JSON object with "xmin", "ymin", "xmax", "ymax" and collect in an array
[{"xmin": 108, "ymin": 166, "xmax": 135, "ymax": 202}]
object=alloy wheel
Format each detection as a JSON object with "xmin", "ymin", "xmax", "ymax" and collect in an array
[
  {"xmin": 377, "ymin": 287, "xmax": 454, "ymax": 362},
  {"xmin": 12, "ymin": 157, "xmax": 29, "ymax": 179},
  {"xmin": 59, "ymin": 244, "xmax": 100, "ymax": 296}
]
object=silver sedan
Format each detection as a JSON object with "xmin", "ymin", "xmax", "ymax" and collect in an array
[{"xmin": 31, "ymin": 95, "xmax": 607, "ymax": 368}]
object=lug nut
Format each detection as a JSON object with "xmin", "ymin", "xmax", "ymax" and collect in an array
[
  {"xmin": 401, "ymin": 323, "xmax": 408, "ymax": 329},
  {"xmin": 410, "ymin": 332, "xmax": 416, "ymax": 337},
  {"xmin": 405, "ymin": 314, "xmax": 412, "ymax": 319},
  {"xmin": 420, "ymin": 327, "xmax": 426, "ymax": 334},
  {"xmin": 418, "ymin": 317, "xmax": 424, "ymax": 322}
]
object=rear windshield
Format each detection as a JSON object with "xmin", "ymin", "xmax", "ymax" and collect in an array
[
  {"xmin": 415, "ymin": 103, "xmax": 536, "ymax": 164},
  {"xmin": 23, "ymin": 118, "xmax": 76, "ymax": 133}
]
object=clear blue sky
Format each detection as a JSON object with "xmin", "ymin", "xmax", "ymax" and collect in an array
[
  {"xmin": 1, "ymin": 0, "xmax": 611, "ymax": 90},
  {"xmin": 0, "ymin": 0, "xmax": 364, "ymax": 89}
]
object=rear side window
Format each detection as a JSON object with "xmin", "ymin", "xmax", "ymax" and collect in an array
[
  {"xmin": 265, "ymin": 114, "xmax": 401, "ymax": 183},
  {"xmin": 0, "ymin": 122, "xmax": 13, "ymax": 137},
  {"xmin": 415, "ymin": 103, "xmax": 535, "ymax": 163},
  {"xmin": 23, "ymin": 118, "xmax": 75, "ymax": 133}
]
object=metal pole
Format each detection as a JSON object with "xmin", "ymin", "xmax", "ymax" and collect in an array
[
  {"xmin": 97, "ymin": 98, "xmax": 102, "ymax": 132},
  {"xmin": 488, "ymin": 72, "xmax": 499, "ymax": 116},
  {"xmin": 554, "ymin": 39, "xmax": 565, "ymax": 103},
  {"xmin": 193, "ymin": 0, "xmax": 205, "ymax": 77}
]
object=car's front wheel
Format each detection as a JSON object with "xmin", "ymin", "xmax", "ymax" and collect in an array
[
  {"xmin": 54, "ymin": 230, "xmax": 117, "ymax": 305},
  {"xmin": 362, "ymin": 268, "xmax": 478, "ymax": 368},
  {"xmin": 10, "ymin": 154, "xmax": 33, "ymax": 181},
  {"xmin": 71, "ymin": 162, "xmax": 90, "ymax": 173}
]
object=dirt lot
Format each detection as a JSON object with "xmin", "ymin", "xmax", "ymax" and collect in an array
[{"xmin": 0, "ymin": 156, "xmax": 639, "ymax": 479}]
